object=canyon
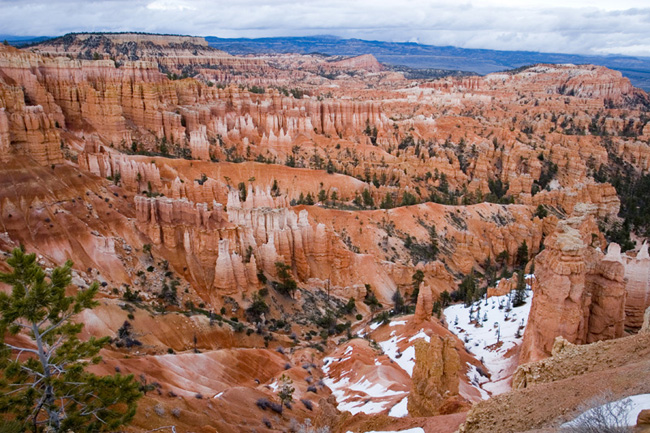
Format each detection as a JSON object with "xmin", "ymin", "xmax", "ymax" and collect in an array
[{"xmin": 0, "ymin": 33, "xmax": 649, "ymax": 432}]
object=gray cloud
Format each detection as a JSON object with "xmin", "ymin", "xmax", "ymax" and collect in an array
[{"xmin": 1, "ymin": 0, "xmax": 650, "ymax": 57}]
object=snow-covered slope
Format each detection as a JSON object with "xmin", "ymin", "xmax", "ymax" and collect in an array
[{"xmin": 444, "ymin": 276, "xmax": 534, "ymax": 396}]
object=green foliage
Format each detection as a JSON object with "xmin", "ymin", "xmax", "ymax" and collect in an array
[
  {"xmin": 439, "ymin": 290, "xmax": 452, "ymax": 307},
  {"xmin": 534, "ymin": 204, "xmax": 548, "ymax": 219},
  {"xmin": 273, "ymin": 262, "xmax": 297, "ymax": 297},
  {"xmin": 380, "ymin": 192, "xmax": 394, "ymax": 209},
  {"xmin": 404, "ymin": 226, "xmax": 439, "ymax": 263},
  {"xmin": 487, "ymin": 178, "xmax": 511, "ymax": 203},
  {"xmin": 398, "ymin": 134, "xmax": 415, "ymax": 149},
  {"xmin": 363, "ymin": 285, "xmax": 382, "ymax": 312},
  {"xmin": 122, "ymin": 286, "xmax": 141, "ymax": 303},
  {"xmin": 497, "ymin": 249, "xmax": 510, "ymax": 266},
  {"xmin": 452, "ymin": 270, "xmax": 481, "ymax": 306},
  {"xmin": 534, "ymin": 159, "xmax": 558, "ymax": 193},
  {"xmin": 326, "ymin": 159, "xmax": 335, "ymax": 174},
  {"xmin": 595, "ymin": 145, "xmax": 650, "ymax": 248},
  {"xmin": 142, "ymin": 243, "xmax": 152, "ymax": 255},
  {"xmin": 400, "ymin": 191, "xmax": 418, "ymax": 206},
  {"xmin": 512, "ymin": 271, "xmax": 527, "ymax": 307},
  {"xmin": 277, "ymin": 374, "xmax": 294, "ymax": 407},
  {"xmin": 196, "ymin": 173, "xmax": 208, "ymax": 185},
  {"xmin": 516, "ymin": 240, "xmax": 529, "ymax": 268},
  {"xmin": 249, "ymin": 85, "xmax": 265, "ymax": 94},
  {"xmin": 340, "ymin": 297, "xmax": 356, "ymax": 315},
  {"xmin": 362, "ymin": 189, "xmax": 374, "ymax": 208},
  {"xmin": 0, "ymin": 248, "xmax": 141, "ymax": 432},
  {"xmin": 372, "ymin": 311, "xmax": 391, "ymax": 325},
  {"xmin": 238, "ymin": 182, "xmax": 247, "ymax": 201},
  {"xmin": 271, "ymin": 179, "xmax": 280, "ymax": 197},
  {"xmin": 411, "ymin": 270, "xmax": 424, "ymax": 303},
  {"xmin": 432, "ymin": 301, "xmax": 442, "ymax": 318},
  {"xmin": 364, "ymin": 120, "xmax": 378, "ymax": 145},
  {"xmin": 245, "ymin": 291, "xmax": 269, "ymax": 323},
  {"xmin": 158, "ymin": 279, "xmax": 179, "ymax": 306},
  {"xmin": 392, "ymin": 289, "xmax": 406, "ymax": 315},
  {"xmin": 318, "ymin": 189, "xmax": 328, "ymax": 203}
]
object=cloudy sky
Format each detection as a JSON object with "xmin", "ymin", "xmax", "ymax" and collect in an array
[{"xmin": 2, "ymin": 0, "xmax": 650, "ymax": 57}]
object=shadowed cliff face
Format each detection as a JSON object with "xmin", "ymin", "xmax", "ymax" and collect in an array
[{"xmin": 1, "ymin": 34, "xmax": 649, "ymax": 432}]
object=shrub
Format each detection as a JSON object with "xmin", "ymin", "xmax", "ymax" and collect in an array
[
  {"xmin": 301, "ymin": 399, "xmax": 314, "ymax": 411},
  {"xmin": 269, "ymin": 401, "xmax": 283, "ymax": 414},
  {"xmin": 256, "ymin": 398, "xmax": 271, "ymax": 410},
  {"xmin": 562, "ymin": 392, "xmax": 633, "ymax": 433},
  {"xmin": 273, "ymin": 262, "xmax": 298, "ymax": 297}
]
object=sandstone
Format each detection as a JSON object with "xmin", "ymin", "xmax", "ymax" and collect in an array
[
  {"xmin": 520, "ymin": 220, "xmax": 626, "ymax": 364},
  {"xmin": 623, "ymin": 242, "xmax": 650, "ymax": 330},
  {"xmin": 638, "ymin": 409, "xmax": 650, "ymax": 427},
  {"xmin": 414, "ymin": 284, "xmax": 434, "ymax": 323},
  {"xmin": 408, "ymin": 336, "xmax": 462, "ymax": 417}
]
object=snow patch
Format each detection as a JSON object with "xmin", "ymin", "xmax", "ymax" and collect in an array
[
  {"xmin": 388, "ymin": 396, "xmax": 409, "ymax": 418},
  {"xmin": 377, "ymin": 329, "xmax": 429, "ymax": 377},
  {"xmin": 444, "ymin": 277, "xmax": 534, "ymax": 397},
  {"xmin": 323, "ymin": 354, "xmax": 405, "ymax": 415},
  {"xmin": 562, "ymin": 393, "xmax": 650, "ymax": 428}
]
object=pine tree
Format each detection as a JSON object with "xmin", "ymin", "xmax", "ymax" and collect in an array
[
  {"xmin": 380, "ymin": 192, "xmax": 394, "ymax": 209},
  {"xmin": 392, "ymin": 289, "xmax": 405, "ymax": 315},
  {"xmin": 411, "ymin": 270, "xmax": 424, "ymax": 303},
  {"xmin": 0, "ymin": 248, "xmax": 141, "ymax": 432},
  {"xmin": 516, "ymin": 240, "xmax": 529, "ymax": 268},
  {"xmin": 512, "ymin": 271, "xmax": 527, "ymax": 307},
  {"xmin": 277, "ymin": 374, "xmax": 294, "ymax": 408}
]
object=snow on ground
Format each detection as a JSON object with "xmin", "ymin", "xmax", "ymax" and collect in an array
[
  {"xmin": 388, "ymin": 396, "xmax": 409, "ymax": 418},
  {"xmin": 562, "ymin": 394, "xmax": 650, "ymax": 428},
  {"xmin": 466, "ymin": 364, "xmax": 490, "ymax": 400},
  {"xmin": 372, "ymin": 318, "xmax": 431, "ymax": 378},
  {"xmin": 268, "ymin": 380, "xmax": 279, "ymax": 392},
  {"xmin": 378, "ymin": 332, "xmax": 415, "ymax": 376},
  {"xmin": 322, "ymin": 344, "xmax": 407, "ymax": 415},
  {"xmin": 444, "ymin": 275, "xmax": 534, "ymax": 397}
]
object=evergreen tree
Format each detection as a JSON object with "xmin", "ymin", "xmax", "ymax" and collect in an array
[
  {"xmin": 516, "ymin": 240, "xmax": 529, "ymax": 268},
  {"xmin": 362, "ymin": 189, "xmax": 374, "ymax": 208},
  {"xmin": 363, "ymin": 285, "xmax": 382, "ymax": 312},
  {"xmin": 0, "ymin": 248, "xmax": 141, "ymax": 432},
  {"xmin": 380, "ymin": 192, "xmax": 394, "ymax": 209},
  {"xmin": 392, "ymin": 289, "xmax": 405, "ymax": 315},
  {"xmin": 238, "ymin": 182, "xmax": 247, "ymax": 201},
  {"xmin": 411, "ymin": 270, "xmax": 424, "ymax": 303},
  {"xmin": 512, "ymin": 271, "xmax": 527, "ymax": 307},
  {"xmin": 245, "ymin": 291, "xmax": 269, "ymax": 323},
  {"xmin": 273, "ymin": 262, "xmax": 297, "ymax": 297},
  {"xmin": 277, "ymin": 374, "xmax": 294, "ymax": 408},
  {"xmin": 428, "ymin": 226, "xmax": 439, "ymax": 259},
  {"xmin": 534, "ymin": 204, "xmax": 548, "ymax": 219}
]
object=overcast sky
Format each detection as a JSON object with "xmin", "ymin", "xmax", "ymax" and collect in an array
[{"xmin": 2, "ymin": 0, "xmax": 650, "ymax": 57}]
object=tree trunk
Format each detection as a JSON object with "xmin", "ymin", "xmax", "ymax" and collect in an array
[{"xmin": 32, "ymin": 323, "xmax": 61, "ymax": 431}]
